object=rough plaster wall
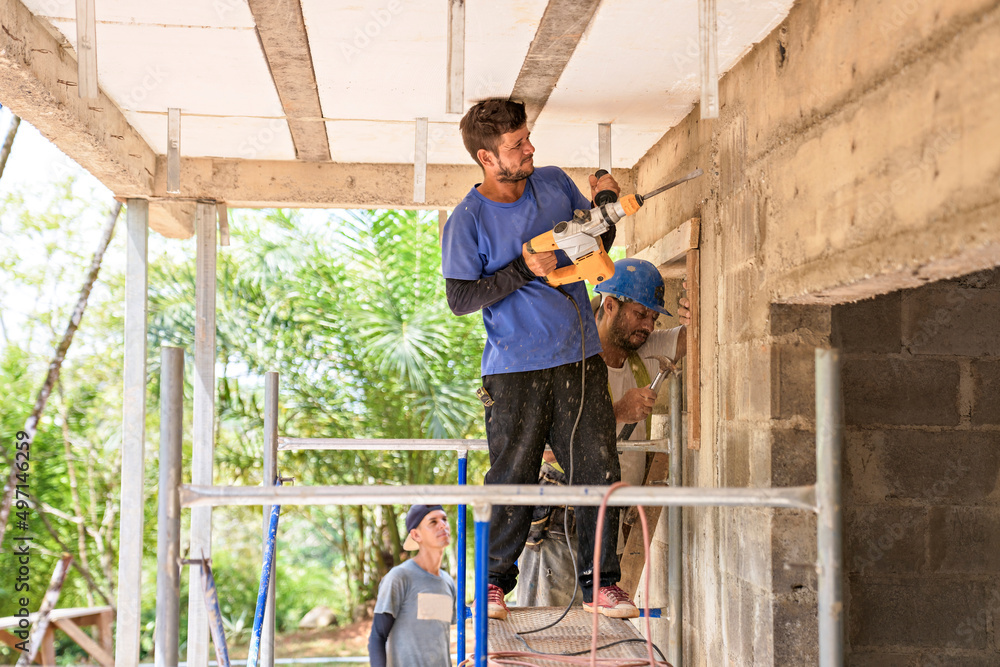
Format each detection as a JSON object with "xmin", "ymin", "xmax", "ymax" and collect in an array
[
  {"xmin": 838, "ymin": 269, "xmax": 1000, "ymax": 666},
  {"xmin": 622, "ymin": 0, "xmax": 1000, "ymax": 664}
]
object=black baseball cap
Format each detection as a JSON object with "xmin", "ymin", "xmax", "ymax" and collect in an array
[{"xmin": 403, "ymin": 504, "xmax": 445, "ymax": 550}]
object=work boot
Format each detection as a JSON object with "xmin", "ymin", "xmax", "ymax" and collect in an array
[
  {"xmin": 483, "ymin": 583, "xmax": 508, "ymax": 620},
  {"xmin": 583, "ymin": 584, "xmax": 640, "ymax": 619}
]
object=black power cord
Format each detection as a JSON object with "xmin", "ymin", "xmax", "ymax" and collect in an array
[{"xmin": 517, "ymin": 285, "xmax": 587, "ymax": 636}]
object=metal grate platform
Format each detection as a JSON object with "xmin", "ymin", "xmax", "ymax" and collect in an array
[{"xmin": 486, "ymin": 607, "xmax": 662, "ymax": 666}]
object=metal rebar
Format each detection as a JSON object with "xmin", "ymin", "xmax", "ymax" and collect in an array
[
  {"xmin": 155, "ymin": 347, "xmax": 184, "ymax": 667},
  {"xmin": 816, "ymin": 349, "xmax": 844, "ymax": 667},
  {"xmin": 181, "ymin": 483, "xmax": 817, "ymax": 510},
  {"xmin": 457, "ymin": 451, "xmax": 468, "ymax": 665},
  {"xmin": 199, "ymin": 559, "xmax": 232, "ymax": 667},
  {"xmin": 261, "ymin": 372, "xmax": 279, "ymax": 667},
  {"xmin": 668, "ymin": 372, "xmax": 683, "ymax": 667},
  {"xmin": 472, "ymin": 504, "xmax": 491, "ymax": 667}
]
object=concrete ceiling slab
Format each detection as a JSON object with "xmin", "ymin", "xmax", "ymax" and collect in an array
[
  {"xmin": 126, "ymin": 112, "xmax": 295, "ymax": 160},
  {"xmin": 6, "ymin": 0, "xmax": 797, "ymax": 203},
  {"xmin": 19, "ymin": 0, "xmax": 254, "ymax": 28},
  {"xmin": 46, "ymin": 19, "xmax": 284, "ymax": 117}
]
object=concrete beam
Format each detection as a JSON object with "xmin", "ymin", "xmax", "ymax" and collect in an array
[
  {"xmin": 247, "ymin": 0, "xmax": 330, "ymax": 162},
  {"xmin": 510, "ymin": 0, "xmax": 603, "ymax": 127},
  {"xmin": 0, "ymin": 0, "xmax": 156, "ymax": 196},
  {"xmin": 151, "ymin": 157, "xmax": 624, "ymax": 213}
]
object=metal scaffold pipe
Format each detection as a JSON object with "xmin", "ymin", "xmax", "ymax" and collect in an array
[
  {"xmin": 816, "ymin": 349, "xmax": 845, "ymax": 667},
  {"xmin": 278, "ymin": 437, "xmax": 670, "ymax": 453},
  {"xmin": 180, "ymin": 484, "xmax": 818, "ymax": 511},
  {"xmin": 668, "ymin": 372, "xmax": 683, "ymax": 667}
]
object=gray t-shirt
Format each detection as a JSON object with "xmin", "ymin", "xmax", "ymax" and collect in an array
[{"xmin": 374, "ymin": 558, "xmax": 457, "ymax": 667}]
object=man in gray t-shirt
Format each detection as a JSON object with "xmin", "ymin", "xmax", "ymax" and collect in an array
[{"xmin": 368, "ymin": 505, "xmax": 456, "ymax": 667}]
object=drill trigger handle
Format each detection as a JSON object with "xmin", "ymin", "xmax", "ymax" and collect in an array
[{"xmin": 593, "ymin": 169, "xmax": 618, "ymax": 207}]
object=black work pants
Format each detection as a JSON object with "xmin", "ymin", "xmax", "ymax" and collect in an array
[{"xmin": 482, "ymin": 355, "xmax": 621, "ymax": 602}]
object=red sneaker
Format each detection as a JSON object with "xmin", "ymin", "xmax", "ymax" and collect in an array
[
  {"xmin": 583, "ymin": 585, "xmax": 640, "ymax": 619},
  {"xmin": 485, "ymin": 583, "xmax": 509, "ymax": 620}
]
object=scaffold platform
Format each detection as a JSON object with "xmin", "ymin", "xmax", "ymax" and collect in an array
[{"xmin": 486, "ymin": 607, "xmax": 659, "ymax": 666}]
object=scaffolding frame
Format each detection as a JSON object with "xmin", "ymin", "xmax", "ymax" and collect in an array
[{"xmin": 155, "ymin": 349, "xmax": 845, "ymax": 667}]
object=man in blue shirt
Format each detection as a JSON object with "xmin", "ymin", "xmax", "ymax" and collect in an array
[{"xmin": 441, "ymin": 98, "xmax": 638, "ymax": 620}]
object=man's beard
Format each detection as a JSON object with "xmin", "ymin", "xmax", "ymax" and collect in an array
[
  {"xmin": 609, "ymin": 314, "xmax": 649, "ymax": 352},
  {"xmin": 496, "ymin": 155, "xmax": 534, "ymax": 183}
]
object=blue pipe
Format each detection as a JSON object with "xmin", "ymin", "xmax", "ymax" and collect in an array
[
  {"xmin": 474, "ymin": 515, "xmax": 490, "ymax": 667},
  {"xmin": 457, "ymin": 452, "xmax": 468, "ymax": 665},
  {"xmin": 248, "ymin": 483, "xmax": 282, "ymax": 667}
]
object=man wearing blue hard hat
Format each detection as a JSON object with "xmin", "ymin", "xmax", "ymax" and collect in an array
[{"xmin": 517, "ymin": 258, "xmax": 689, "ymax": 608}]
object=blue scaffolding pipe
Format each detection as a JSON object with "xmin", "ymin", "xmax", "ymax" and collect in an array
[
  {"xmin": 247, "ymin": 480, "xmax": 282, "ymax": 667},
  {"xmin": 473, "ymin": 507, "xmax": 491, "ymax": 667},
  {"xmin": 457, "ymin": 451, "xmax": 468, "ymax": 665}
]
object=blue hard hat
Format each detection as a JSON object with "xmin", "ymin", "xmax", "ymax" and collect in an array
[{"xmin": 594, "ymin": 258, "xmax": 671, "ymax": 316}]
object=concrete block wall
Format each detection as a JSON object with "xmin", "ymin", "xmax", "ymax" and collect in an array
[
  {"xmin": 837, "ymin": 269, "xmax": 1000, "ymax": 665},
  {"xmin": 621, "ymin": 0, "xmax": 1000, "ymax": 663}
]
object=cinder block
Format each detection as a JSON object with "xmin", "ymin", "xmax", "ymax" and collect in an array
[
  {"xmin": 914, "ymin": 653, "xmax": 1000, "ymax": 667},
  {"xmin": 722, "ymin": 424, "xmax": 751, "ymax": 487},
  {"xmin": 771, "ymin": 509, "xmax": 817, "ymax": 593},
  {"xmin": 773, "ymin": 588, "xmax": 819, "ymax": 665},
  {"xmin": 846, "ymin": 506, "xmax": 927, "ymax": 575},
  {"xmin": 771, "ymin": 427, "xmax": 817, "ymax": 487},
  {"xmin": 847, "ymin": 654, "xmax": 916, "ymax": 667},
  {"xmin": 871, "ymin": 430, "xmax": 1000, "ymax": 505},
  {"xmin": 832, "ymin": 291, "xmax": 902, "ymax": 353},
  {"xmin": 843, "ymin": 357, "xmax": 961, "ymax": 426},
  {"xmin": 843, "ymin": 431, "xmax": 890, "ymax": 507},
  {"xmin": 770, "ymin": 303, "xmax": 832, "ymax": 337},
  {"xmin": 902, "ymin": 285, "xmax": 1000, "ymax": 357},
  {"xmin": 848, "ymin": 578, "xmax": 991, "ymax": 649},
  {"xmin": 972, "ymin": 359, "xmax": 1000, "ymax": 425},
  {"xmin": 771, "ymin": 344, "xmax": 816, "ymax": 420},
  {"xmin": 928, "ymin": 506, "xmax": 1000, "ymax": 573}
]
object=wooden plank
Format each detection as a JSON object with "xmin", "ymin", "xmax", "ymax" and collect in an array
[
  {"xmin": 445, "ymin": 0, "xmax": 465, "ymax": 114},
  {"xmin": 115, "ymin": 199, "xmax": 148, "ymax": 667},
  {"xmin": 632, "ymin": 217, "xmax": 700, "ymax": 268},
  {"xmin": 699, "ymin": 0, "xmax": 719, "ymax": 118},
  {"xmin": 598, "ymin": 123, "xmax": 611, "ymax": 173},
  {"xmin": 246, "ymin": 0, "xmax": 331, "ymax": 161},
  {"xmin": 166, "ymin": 109, "xmax": 181, "ymax": 194},
  {"xmin": 686, "ymin": 249, "xmax": 701, "ymax": 450},
  {"xmin": 618, "ymin": 453, "xmax": 670, "ymax": 597},
  {"xmin": 39, "ymin": 628, "xmax": 55, "ymax": 666},
  {"xmin": 511, "ymin": 0, "xmax": 603, "ymax": 127},
  {"xmin": 217, "ymin": 203, "xmax": 230, "ymax": 247},
  {"xmin": 413, "ymin": 118, "xmax": 428, "ymax": 204},
  {"xmin": 187, "ymin": 202, "xmax": 218, "ymax": 667},
  {"xmin": 52, "ymin": 619, "xmax": 113, "ymax": 667},
  {"xmin": 96, "ymin": 611, "xmax": 113, "ymax": 655},
  {"xmin": 74, "ymin": 0, "xmax": 98, "ymax": 100}
]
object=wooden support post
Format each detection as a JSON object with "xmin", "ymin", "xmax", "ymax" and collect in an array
[
  {"xmin": 698, "ymin": 0, "xmax": 719, "ymax": 119},
  {"xmin": 446, "ymin": 0, "xmax": 465, "ymax": 114},
  {"xmin": 166, "ymin": 109, "xmax": 181, "ymax": 194},
  {"xmin": 618, "ymin": 452, "xmax": 671, "ymax": 596},
  {"xmin": 114, "ymin": 199, "xmax": 148, "ymax": 667},
  {"xmin": 186, "ymin": 202, "xmax": 217, "ymax": 667},
  {"xmin": 437, "ymin": 209, "xmax": 448, "ymax": 240},
  {"xmin": 686, "ymin": 249, "xmax": 701, "ymax": 449},
  {"xmin": 598, "ymin": 123, "xmax": 611, "ymax": 173},
  {"xmin": 52, "ymin": 618, "xmax": 113, "ymax": 667},
  {"xmin": 413, "ymin": 117, "xmax": 428, "ymax": 203},
  {"xmin": 74, "ymin": 0, "xmax": 98, "ymax": 100}
]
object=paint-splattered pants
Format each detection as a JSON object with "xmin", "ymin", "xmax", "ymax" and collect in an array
[{"xmin": 482, "ymin": 354, "xmax": 621, "ymax": 602}]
